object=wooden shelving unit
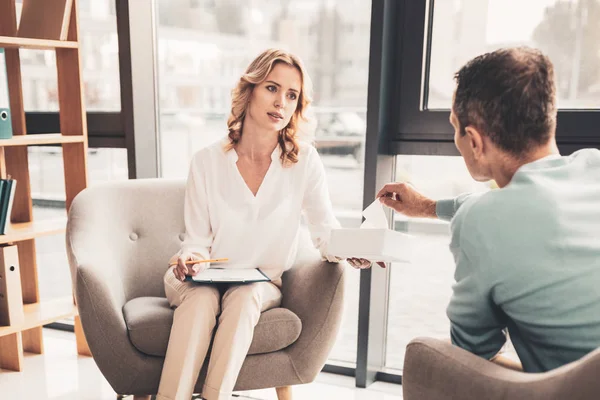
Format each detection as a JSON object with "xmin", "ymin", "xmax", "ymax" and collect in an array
[
  {"xmin": 0, "ymin": 0, "xmax": 90, "ymax": 372},
  {"xmin": 0, "ymin": 219, "xmax": 67, "ymax": 245},
  {"xmin": 0, "ymin": 298, "xmax": 77, "ymax": 337},
  {"xmin": 0, "ymin": 35, "xmax": 78, "ymax": 50},
  {"xmin": 0, "ymin": 133, "xmax": 85, "ymax": 147}
]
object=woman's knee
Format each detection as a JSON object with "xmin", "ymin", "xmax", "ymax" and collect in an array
[
  {"xmin": 222, "ymin": 284, "xmax": 261, "ymax": 309},
  {"xmin": 222, "ymin": 283, "xmax": 280, "ymax": 315},
  {"xmin": 185, "ymin": 285, "xmax": 221, "ymax": 310}
]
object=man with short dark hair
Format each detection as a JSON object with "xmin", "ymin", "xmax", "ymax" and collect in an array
[{"xmin": 377, "ymin": 47, "xmax": 600, "ymax": 372}]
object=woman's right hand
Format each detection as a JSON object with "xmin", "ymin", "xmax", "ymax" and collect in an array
[{"xmin": 172, "ymin": 253, "xmax": 205, "ymax": 281}]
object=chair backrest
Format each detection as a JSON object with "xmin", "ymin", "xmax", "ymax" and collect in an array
[{"xmin": 67, "ymin": 178, "xmax": 186, "ymax": 301}]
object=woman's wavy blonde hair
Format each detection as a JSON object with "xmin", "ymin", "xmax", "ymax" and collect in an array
[{"xmin": 225, "ymin": 48, "xmax": 314, "ymax": 166}]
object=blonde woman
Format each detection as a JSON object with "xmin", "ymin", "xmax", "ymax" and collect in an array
[{"xmin": 156, "ymin": 49, "xmax": 369, "ymax": 400}]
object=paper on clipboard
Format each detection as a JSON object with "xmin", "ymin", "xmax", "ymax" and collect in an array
[{"xmin": 189, "ymin": 268, "xmax": 270, "ymax": 283}]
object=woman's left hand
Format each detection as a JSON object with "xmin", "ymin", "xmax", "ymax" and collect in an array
[
  {"xmin": 347, "ymin": 258, "xmax": 372, "ymax": 269},
  {"xmin": 347, "ymin": 258, "xmax": 387, "ymax": 269}
]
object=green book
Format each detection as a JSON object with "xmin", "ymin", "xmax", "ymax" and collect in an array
[
  {"xmin": 0, "ymin": 179, "xmax": 16, "ymax": 235},
  {"xmin": 0, "ymin": 180, "xmax": 8, "ymax": 234}
]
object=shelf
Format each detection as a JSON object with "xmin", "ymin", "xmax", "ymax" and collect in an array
[
  {"xmin": 0, "ymin": 134, "xmax": 85, "ymax": 147},
  {"xmin": 0, "ymin": 219, "xmax": 66, "ymax": 245},
  {"xmin": 0, "ymin": 36, "xmax": 78, "ymax": 50},
  {"xmin": 0, "ymin": 297, "xmax": 77, "ymax": 338}
]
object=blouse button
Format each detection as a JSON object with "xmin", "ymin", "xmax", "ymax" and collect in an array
[
  {"xmin": 178, "ymin": 233, "xmax": 185, "ymax": 241},
  {"xmin": 129, "ymin": 232, "xmax": 138, "ymax": 241}
]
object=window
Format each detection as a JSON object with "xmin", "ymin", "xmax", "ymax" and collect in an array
[
  {"xmin": 428, "ymin": 0, "xmax": 600, "ymax": 109},
  {"xmin": 156, "ymin": 0, "xmax": 373, "ymax": 365},
  {"xmin": 17, "ymin": 0, "xmax": 121, "ymax": 111},
  {"xmin": 384, "ymin": 155, "xmax": 490, "ymax": 370},
  {"xmin": 390, "ymin": 0, "xmax": 600, "ymax": 152}
]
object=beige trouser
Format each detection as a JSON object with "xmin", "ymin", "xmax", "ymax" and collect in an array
[{"xmin": 156, "ymin": 267, "xmax": 282, "ymax": 400}]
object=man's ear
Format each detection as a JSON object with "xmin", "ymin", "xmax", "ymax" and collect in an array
[{"xmin": 464, "ymin": 126, "xmax": 485, "ymax": 160}]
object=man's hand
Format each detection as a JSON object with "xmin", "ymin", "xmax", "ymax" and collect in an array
[
  {"xmin": 377, "ymin": 182, "xmax": 437, "ymax": 219},
  {"xmin": 347, "ymin": 258, "xmax": 387, "ymax": 269},
  {"xmin": 172, "ymin": 253, "xmax": 207, "ymax": 281}
]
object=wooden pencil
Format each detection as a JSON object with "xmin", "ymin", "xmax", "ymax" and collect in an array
[{"xmin": 168, "ymin": 258, "xmax": 228, "ymax": 267}]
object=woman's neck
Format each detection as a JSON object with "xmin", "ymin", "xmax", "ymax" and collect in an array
[{"xmin": 236, "ymin": 120, "xmax": 279, "ymax": 161}]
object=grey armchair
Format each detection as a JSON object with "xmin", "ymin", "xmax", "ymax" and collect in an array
[
  {"xmin": 403, "ymin": 337, "xmax": 600, "ymax": 400},
  {"xmin": 66, "ymin": 179, "xmax": 345, "ymax": 399}
]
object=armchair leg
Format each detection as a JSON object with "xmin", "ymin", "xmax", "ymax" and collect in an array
[{"xmin": 275, "ymin": 386, "xmax": 292, "ymax": 400}]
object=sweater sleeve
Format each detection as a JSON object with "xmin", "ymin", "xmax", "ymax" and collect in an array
[{"xmin": 436, "ymin": 193, "xmax": 478, "ymax": 221}]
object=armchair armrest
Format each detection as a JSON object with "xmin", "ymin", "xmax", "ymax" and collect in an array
[
  {"xmin": 281, "ymin": 252, "xmax": 346, "ymax": 383},
  {"xmin": 403, "ymin": 337, "xmax": 599, "ymax": 400}
]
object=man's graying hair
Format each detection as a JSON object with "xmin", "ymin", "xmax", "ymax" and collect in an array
[{"xmin": 453, "ymin": 47, "xmax": 557, "ymax": 157}]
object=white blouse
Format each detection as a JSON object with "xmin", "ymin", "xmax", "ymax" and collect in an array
[{"xmin": 176, "ymin": 138, "xmax": 341, "ymax": 277}]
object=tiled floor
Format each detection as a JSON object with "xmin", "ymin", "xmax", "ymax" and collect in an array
[{"xmin": 0, "ymin": 329, "xmax": 403, "ymax": 400}]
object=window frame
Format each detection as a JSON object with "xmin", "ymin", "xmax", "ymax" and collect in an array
[{"xmin": 389, "ymin": 0, "xmax": 600, "ymax": 156}]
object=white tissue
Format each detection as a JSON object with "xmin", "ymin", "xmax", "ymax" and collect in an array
[{"xmin": 360, "ymin": 199, "xmax": 389, "ymax": 229}]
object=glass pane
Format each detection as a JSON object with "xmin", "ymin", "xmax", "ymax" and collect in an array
[
  {"xmin": 16, "ymin": 0, "xmax": 121, "ymax": 111},
  {"xmin": 427, "ymin": 0, "xmax": 600, "ymax": 109},
  {"xmin": 156, "ymin": 0, "xmax": 372, "ymax": 365},
  {"xmin": 33, "ymin": 148, "xmax": 129, "ymax": 302},
  {"xmin": 385, "ymin": 156, "xmax": 491, "ymax": 370}
]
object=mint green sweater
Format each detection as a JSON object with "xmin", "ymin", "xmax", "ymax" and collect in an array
[{"xmin": 437, "ymin": 149, "xmax": 600, "ymax": 372}]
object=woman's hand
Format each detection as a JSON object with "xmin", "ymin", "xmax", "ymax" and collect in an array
[
  {"xmin": 347, "ymin": 258, "xmax": 386, "ymax": 269},
  {"xmin": 172, "ymin": 253, "xmax": 207, "ymax": 281}
]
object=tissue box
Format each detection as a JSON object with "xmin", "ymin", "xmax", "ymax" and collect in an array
[{"xmin": 329, "ymin": 228, "xmax": 413, "ymax": 263}]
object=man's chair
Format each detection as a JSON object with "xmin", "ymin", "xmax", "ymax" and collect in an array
[
  {"xmin": 66, "ymin": 179, "xmax": 346, "ymax": 400},
  {"xmin": 403, "ymin": 337, "xmax": 600, "ymax": 400}
]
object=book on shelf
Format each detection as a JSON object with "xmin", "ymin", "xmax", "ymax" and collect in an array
[
  {"xmin": 0, "ymin": 179, "xmax": 17, "ymax": 235},
  {"xmin": 0, "ymin": 48, "xmax": 12, "ymax": 140}
]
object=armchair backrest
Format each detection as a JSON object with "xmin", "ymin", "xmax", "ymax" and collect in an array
[{"xmin": 67, "ymin": 179, "xmax": 186, "ymax": 301}]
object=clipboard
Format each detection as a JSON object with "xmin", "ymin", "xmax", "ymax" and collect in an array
[{"xmin": 185, "ymin": 268, "xmax": 271, "ymax": 284}]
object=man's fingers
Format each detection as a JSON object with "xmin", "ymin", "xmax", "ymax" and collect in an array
[
  {"xmin": 380, "ymin": 196, "xmax": 402, "ymax": 211},
  {"xmin": 377, "ymin": 182, "xmax": 410, "ymax": 199},
  {"xmin": 377, "ymin": 183, "xmax": 398, "ymax": 199}
]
